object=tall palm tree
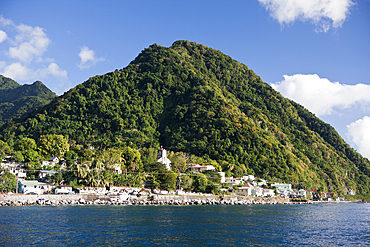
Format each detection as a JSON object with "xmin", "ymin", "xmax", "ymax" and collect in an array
[{"xmin": 72, "ymin": 161, "xmax": 88, "ymax": 181}]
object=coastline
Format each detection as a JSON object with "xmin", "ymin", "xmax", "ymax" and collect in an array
[{"xmin": 0, "ymin": 193, "xmax": 353, "ymax": 207}]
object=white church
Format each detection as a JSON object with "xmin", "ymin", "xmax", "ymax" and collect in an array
[{"xmin": 157, "ymin": 147, "xmax": 172, "ymax": 171}]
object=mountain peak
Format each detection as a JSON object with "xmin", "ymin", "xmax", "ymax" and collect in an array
[{"xmin": 0, "ymin": 77, "xmax": 56, "ymax": 126}]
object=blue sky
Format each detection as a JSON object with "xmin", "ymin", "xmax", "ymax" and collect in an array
[{"xmin": 1, "ymin": 0, "xmax": 370, "ymax": 157}]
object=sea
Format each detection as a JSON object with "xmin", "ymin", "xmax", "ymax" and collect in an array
[{"xmin": 0, "ymin": 202, "xmax": 369, "ymax": 246}]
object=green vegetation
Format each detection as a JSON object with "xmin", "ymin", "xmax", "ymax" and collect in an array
[
  {"xmin": 0, "ymin": 170, "xmax": 16, "ymax": 193},
  {"xmin": 0, "ymin": 76, "xmax": 56, "ymax": 127},
  {"xmin": 0, "ymin": 40, "xmax": 370, "ymax": 197}
]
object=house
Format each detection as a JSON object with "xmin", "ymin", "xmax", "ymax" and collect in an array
[
  {"xmin": 41, "ymin": 157, "xmax": 60, "ymax": 168},
  {"xmin": 55, "ymin": 185, "xmax": 74, "ymax": 194},
  {"xmin": 257, "ymin": 179, "xmax": 267, "ymax": 187},
  {"xmin": 188, "ymin": 164, "xmax": 216, "ymax": 173},
  {"xmin": 234, "ymin": 183, "xmax": 254, "ymax": 196},
  {"xmin": 262, "ymin": 188, "xmax": 275, "ymax": 197},
  {"xmin": 38, "ymin": 170, "xmax": 60, "ymax": 180},
  {"xmin": 1, "ymin": 156, "xmax": 27, "ymax": 179},
  {"xmin": 298, "ymin": 189, "xmax": 307, "ymax": 197},
  {"xmin": 18, "ymin": 180, "xmax": 54, "ymax": 194},
  {"xmin": 157, "ymin": 147, "xmax": 171, "ymax": 171},
  {"xmin": 271, "ymin": 183, "xmax": 292, "ymax": 192},
  {"xmin": 242, "ymin": 175, "xmax": 255, "ymax": 182},
  {"xmin": 253, "ymin": 186, "xmax": 263, "ymax": 197},
  {"xmin": 325, "ymin": 193, "xmax": 333, "ymax": 201},
  {"xmin": 224, "ymin": 177, "xmax": 243, "ymax": 187},
  {"xmin": 18, "ymin": 180, "xmax": 42, "ymax": 194}
]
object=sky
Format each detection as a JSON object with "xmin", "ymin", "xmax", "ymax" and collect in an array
[{"xmin": 0, "ymin": 0, "xmax": 370, "ymax": 158}]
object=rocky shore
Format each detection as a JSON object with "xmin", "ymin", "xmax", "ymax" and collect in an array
[{"xmin": 0, "ymin": 194, "xmax": 318, "ymax": 207}]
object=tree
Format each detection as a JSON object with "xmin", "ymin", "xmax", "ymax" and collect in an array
[
  {"xmin": 0, "ymin": 170, "xmax": 17, "ymax": 193},
  {"xmin": 37, "ymin": 134, "xmax": 70, "ymax": 158},
  {"xmin": 14, "ymin": 137, "xmax": 37, "ymax": 152},
  {"xmin": 122, "ymin": 146, "xmax": 142, "ymax": 172},
  {"xmin": 193, "ymin": 173, "xmax": 208, "ymax": 192},
  {"xmin": 72, "ymin": 162, "xmax": 89, "ymax": 182},
  {"xmin": 140, "ymin": 147, "xmax": 158, "ymax": 167},
  {"xmin": 180, "ymin": 174, "xmax": 193, "ymax": 191},
  {"xmin": 145, "ymin": 162, "xmax": 177, "ymax": 191},
  {"xmin": 167, "ymin": 151, "xmax": 191, "ymax": 173},
  {"xmin": 12, "ymin": 151, "xmax": 24, "ymax": 163},
  {"xmin": 24, "ymin": 150, "xmax": 40, "ymax": 163},
  {"xmin": 0, "ymin": 140, "xmax": 11, "ymax": 161},
  {"xmin": 50, "ymin": 172, "xmax": 63, "ymax": 185}
]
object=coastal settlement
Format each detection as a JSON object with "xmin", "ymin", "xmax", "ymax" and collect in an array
[{"xmin": 0, "ymin": 138, "xmax": 341, "ymax": 203}]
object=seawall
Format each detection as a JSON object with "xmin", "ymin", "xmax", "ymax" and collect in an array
[{"xmin": 0, "ymin": 193, "xmax": 311, "ymax": 206}]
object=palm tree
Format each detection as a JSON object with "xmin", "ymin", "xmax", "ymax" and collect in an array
[{"xmin": 72, "ymin": 161, "xmax": 88, "ymax": 181}]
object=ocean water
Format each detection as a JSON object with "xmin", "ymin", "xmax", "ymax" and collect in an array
[{"xmin": 0, "ymin": 202, "xmax": 369, "ymax": 246}]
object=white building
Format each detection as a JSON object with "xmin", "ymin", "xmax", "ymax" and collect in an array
[
  {"xmin": 242, "ymin": 175, "xmax": 255, "ymax": 182},
  {"xmin": 262, "ymin": 188, "xmax": 275, "ymax": 197},
  {"xmin": 18, "ymin": 180, "xmax": 55, "ymax": 194},
  {"xmin": 18, "ymin": 180, "xmax": 41, "ymax": 194},
  {"xmin": 1, "ymin": 156, "xmax": 27, "ymax": 179},
  {"xmin": 224, "ymin": 177, "xmax": 243, "ymax": 187},
  {"xmin": 188, "ymin": 164, "xmax": 216, "ymax": 173},
  {"xmin": 41, "ymin": 157, "xmax": 60, "ymax": 168},
  {"xmin": 271, "ymin": 183, "xmax": 292, "ymax": 192},
  {"xmin": 218, "ymin": 172, "xmax": 225, "ymax": 183},
  {"xmin": 38, "ymin": 170, "xmax": 60, "ymax": 180},
  {"xmin": 157, "ymin": 147, "xmax": 171, "ymax": 171}
]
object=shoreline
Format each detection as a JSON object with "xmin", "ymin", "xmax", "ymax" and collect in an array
[{"xmin": 0, "ymin": 194, "xmax": 353, "ymax": 207}]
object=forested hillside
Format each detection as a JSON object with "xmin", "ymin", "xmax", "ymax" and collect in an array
[
  {"xmin": 0, "ymin": 76, "xmax": 56, "ymax": 126},
  {"xmin": 1, "ymin": 40, "xmax": 369, "ymax": 196}
]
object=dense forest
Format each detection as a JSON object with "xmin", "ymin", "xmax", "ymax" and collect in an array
[
  {"xmin": 1, "ymin": 40, "xmax": 370, "ymax": 197},
  {"xmin": 0, "ymin": 76, "xmax": 56, "ymax": 126}
]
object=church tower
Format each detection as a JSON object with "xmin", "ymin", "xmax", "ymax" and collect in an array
[{"xmin": 157, "ymin": 146, "xmax": 171, "ymax": 171}]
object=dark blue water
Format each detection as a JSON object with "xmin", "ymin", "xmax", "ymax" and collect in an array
[{"xmin": 0, "ymin": 203, "xmax": 369, "ymax": 246}]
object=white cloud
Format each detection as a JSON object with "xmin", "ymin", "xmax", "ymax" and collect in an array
[
  {"xmin": 271, "ymin": 74, "xmax": 370, "ymax": 116},
  {"xmin": 258, "ymin": 0, "xmax": 354, "ymax": 32},
  {"xmin": 3, "ymin": 62, "xmax": 67, "ymax": 83},
  {"xmin": 37, "ymin": 63, "xmax": 67, "ymax": 78},
  {"xmin": 0, "ymin": 15, "xmax": 13, "ymax": 26},
  {"xmin": 0, "ymin": 16, "xmax": 69, "ymax": 94},
  {"xmin": 78, "ymin": 46, "xmax": 105, "ymax": 69},
  {"xmin": 347, "ymin": 116, "xmax": 370, "ymax": 159},
  {"xmin": 3, "ymin": 62, "xmax": 33, "ymax": 81},
  {"xmin": 9, "ymin": 24, "xmax": 50, "ymax": 62},
  {"xmin": 0, "ymin": 30, "xmax": 7, "ymax": 43}
]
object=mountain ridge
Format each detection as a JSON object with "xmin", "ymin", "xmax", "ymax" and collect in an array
[{"xmin": 0, "ymin": 76, "xmax": 57, "ymax": 126}]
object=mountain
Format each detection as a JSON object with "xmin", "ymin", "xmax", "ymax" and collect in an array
[
  {"xmin": 1, "ymin": 40, "xmax": 369, "ymax": 197},
  {"xmin": 0, "ymin": 75, "xmax": 57, "ymax": 126}
]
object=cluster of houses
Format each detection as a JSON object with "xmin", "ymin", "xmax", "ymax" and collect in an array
[
  {"xmin": 1, "ymin": 147, "xmax": 334, "ymax": 200},
  {"xmin": 0, "ymin": 156, "xmax": 68, "ymax": 195},
  {"xmin": 185, "ymin": 163, "xmax": 335, "ymax": 200}
]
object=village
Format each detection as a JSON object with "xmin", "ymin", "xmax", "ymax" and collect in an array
[{"xmin": 0, "ymin": 147, "xmax": 338, "ymax": 202}]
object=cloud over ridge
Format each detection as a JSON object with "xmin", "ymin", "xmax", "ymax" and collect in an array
[
  {"xmin": 0, "ymin": 15, "xmax": 67, "ymax": 92},
  {"xmin": 271, "ymin": 74, "xmax": 370, "ymax": 116},
  {"xmin": 258, "ymin": 0, "xmax": 354, "ymax": 32},
  {"xmin": 78, "ymin": 46, "xmax": 105, "ymax": 69},
  {"xmin": 347, "ymin": 116, "xmax": 370, "ymax": 159}
]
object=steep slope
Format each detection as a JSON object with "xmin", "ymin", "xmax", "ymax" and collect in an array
[
  {"xmin": 0, "ymin": 41, "xmax": 369, "ymax": 196},
  {"xmin": 0, "ymin": 76, "xmax": 57, "ymax": 126}
]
